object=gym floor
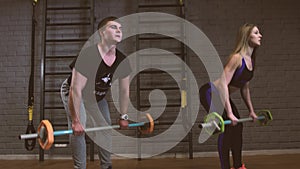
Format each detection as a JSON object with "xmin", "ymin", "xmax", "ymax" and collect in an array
[{"xmin": 1, "ymin": 154, "xmax": 298, "ymax": 169}]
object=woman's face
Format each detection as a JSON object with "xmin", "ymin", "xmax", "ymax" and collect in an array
[
  {"xmin": 101, "ymin": 21, "xmax": 122, "ymax": 44},
  {"xmin": 249, "ymin": 26, "xmax": 262, "ymax": 47}
]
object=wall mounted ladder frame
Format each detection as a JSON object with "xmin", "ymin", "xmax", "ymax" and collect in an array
[
  {"xmin": 40, "ymin": 0, "xmax": 95, "ymax": 161},
  {"xmin": 136, "ymin": 0, "xmax": 193, "ymax": 159}
]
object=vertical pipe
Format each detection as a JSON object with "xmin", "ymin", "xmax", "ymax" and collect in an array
[
  {"xmin": 135, "ymin": 0, "xmax": 142, "ymax": 161},
  {"xmin": 89, "ymin": 0, "xmax": 95, "ymax": 161},
  {"xmin": 39, "ymin": 0, "xmax": 47, "ymax": 161}
]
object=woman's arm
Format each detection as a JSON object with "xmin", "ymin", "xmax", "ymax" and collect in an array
[
  {"xmin": 68, "ymin": 68, "xmax": 87, "ymax": 135},
  {"xmin": 216, "ymin": 54, "xmax": 241, "ymax": 125},
  {"xmin": 241, "ymin": 82, "xmax": 257, "ymax": 120}
]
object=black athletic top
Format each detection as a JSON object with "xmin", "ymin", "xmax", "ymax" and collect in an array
[
  {"xmin": 67, "ymin": 45, "xmax": 132, "ymax": 102},
  {"xmin": 228, "ymin": 57, "xmax": 254, "ymax": 88}
]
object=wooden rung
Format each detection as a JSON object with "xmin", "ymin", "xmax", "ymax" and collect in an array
[
  {"xmin": 47, "ymin": 7, "xmax": 91, "ymax": 11},
  {"xmin": 138, "ymin": 4, "xmax": 184, "ymax": 8}
]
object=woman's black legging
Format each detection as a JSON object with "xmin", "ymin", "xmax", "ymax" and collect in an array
[{"xmin": 199, "ymin": 83, "xmax": 243, "ymax": 169}]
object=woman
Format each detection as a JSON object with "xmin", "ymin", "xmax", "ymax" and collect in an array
[
  {"xmin": 61, "ymin": 16, "xmax": 131, "ymax": 169},
  {"xmin": 199, "ymin": 23, "xmax": 263, "ymax": 169}
]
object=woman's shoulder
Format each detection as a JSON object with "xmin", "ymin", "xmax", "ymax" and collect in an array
[
  {"xmin": 225, "ymin": 53, "xmax": 242, "ymax": 69},
  {"xmin": 229, "ymin": 53, "xmax": 242, "ymax": 61}
]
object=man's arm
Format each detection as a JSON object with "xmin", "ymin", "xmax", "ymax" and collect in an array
[
  {"xmin": 118, "ymin": 75, "xmax": 130, "ymax": 129},
  {"xmin": 68, "ymin": 68, "xmax": 87, "ymax": 135}
]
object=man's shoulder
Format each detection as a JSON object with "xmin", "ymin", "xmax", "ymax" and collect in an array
[{"xmin": 116, "ymin": 49, "xmax": 126, "ymax": 59}]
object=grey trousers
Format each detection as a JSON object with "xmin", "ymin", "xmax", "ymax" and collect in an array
[{"xmin": 61, "ymin": 79, "xmax": 112, "ymax": 169}]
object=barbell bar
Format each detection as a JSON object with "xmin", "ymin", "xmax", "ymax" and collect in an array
[
  {"xmin": 199, "ymin": 110, "xmax": 273, "ymax": 134},
  {"xmin": 19, "ymin": 122, "xmax": 150, "ymax": 140},
  {"xmin": 19, "ymin": 113, "xmax": 154, "ymax": 150}
]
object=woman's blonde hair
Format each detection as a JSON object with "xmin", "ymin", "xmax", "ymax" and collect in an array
[{"xmin": 230, "ymin": 23, "xmax": 258, "ymax": 68}]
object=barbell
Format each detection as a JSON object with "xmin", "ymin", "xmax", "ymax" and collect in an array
[
  {"xmin": 19, "ymin": 113, "xmax": 154, "ymax": 150},
  {"xmin": 199, "ymin": 110, "xmax": 273, "ymax": 135}
]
